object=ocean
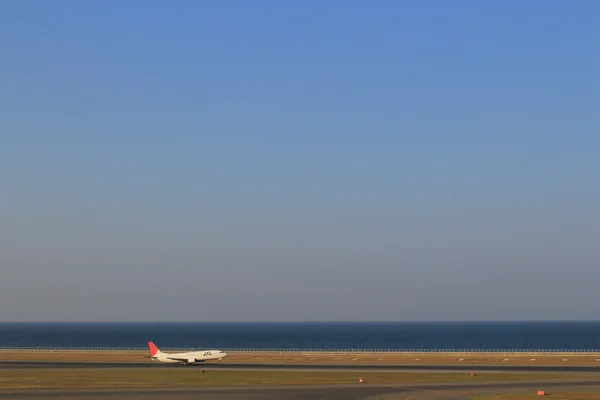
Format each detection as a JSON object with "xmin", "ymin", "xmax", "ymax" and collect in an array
[{"xmin": 1, "ymin": 322, "xmax": 600, "ymax": 351}]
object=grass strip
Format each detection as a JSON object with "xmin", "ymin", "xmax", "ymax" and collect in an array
[
  {"xmin": 4, "ymin": 351, "xmax": 600, "ymax": 366},
  {"xmin": 0, "ymin": 369, "xmax": 594, "ymax": 389}
]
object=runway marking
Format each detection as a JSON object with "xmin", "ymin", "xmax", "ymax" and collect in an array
[
  {"xmin": 317, "ymin": 391, "xmax": 339, "ymax": 400},
  {"xmin": 403, "ymin": 389, "xmax": 475, "ymax": 400}
]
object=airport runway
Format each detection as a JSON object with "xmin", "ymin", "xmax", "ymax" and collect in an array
[
  {"xmin": 3, "ymin": 381, "xmax": 600, "ymax": 399},
  {"xmin": 3, "ymin": 362, "xmax": 600, "ymax": 399},
  {"xmin": 3, "ymin": 360, "xmax": 600, "ymax": 373}
]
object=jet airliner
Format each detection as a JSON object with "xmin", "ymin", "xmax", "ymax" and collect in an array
[{"xmin": 147, "ymin": 342, "xmax": 227, "ymax": 365}]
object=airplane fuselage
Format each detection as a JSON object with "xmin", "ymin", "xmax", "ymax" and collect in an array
[
  {"xmin": 151, "ymin": 350, "xmax": 227, "ymax": 364},
  {"xmin": 148, "ymin": 342, "xmax": 227, "ymax": 365}
]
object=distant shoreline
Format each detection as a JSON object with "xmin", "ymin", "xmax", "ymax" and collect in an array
[
  {"xmin": 3, "ymin": 348, "xmax": 600, "ymax": 354},
  {"xmin": 3, "ymin": 321, "xmax": 600, "ymax": 324},
  {"xmin": 4, "ymin": 349, "xmax": 600, "ymax": 355}
]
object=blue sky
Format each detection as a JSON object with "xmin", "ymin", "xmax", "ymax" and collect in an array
[{"xmin": 1, "ymin": 1, "xmax": 599, "ymax": 321}]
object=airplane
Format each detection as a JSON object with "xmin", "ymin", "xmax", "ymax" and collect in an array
[{"xmin": 147, "ymin": 341, "xmax": 228, "ymax": 365}]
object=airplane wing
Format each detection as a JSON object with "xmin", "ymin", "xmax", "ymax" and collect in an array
[{"xmin": 164, "ymin": 356, "xmax": 197, "ymax": 362}]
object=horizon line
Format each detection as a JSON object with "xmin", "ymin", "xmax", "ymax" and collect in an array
[{"xmin": 3, "ymin": 320, "xmax": 600, "ymax": 324}]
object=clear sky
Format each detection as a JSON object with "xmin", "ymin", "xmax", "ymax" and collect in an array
[{"xmin": 1, "ymin": 0, "xmax": 599, "ymax": 322}]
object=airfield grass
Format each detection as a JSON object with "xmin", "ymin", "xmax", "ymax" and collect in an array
[
  {"xmin": 0, "ymin": 369, "xmax": 595, "ymax": 389},
  {"xmin": 469, "ymin": 393, "xmax": 600, "ymax": 399},
  {"xmin": 3, "ymin": 350, "xmax": 600, "ymax": 366}
]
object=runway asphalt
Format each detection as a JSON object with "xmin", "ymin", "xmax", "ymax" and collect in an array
[
  {"xmin": 3, "ymin": 361, "xmax": 600, "ymax": 399},
  {"xmin": 3, "ymin": 381, "xmax": 600, "ymax": 399},
  {"xmin": 3, "ymin": 360, "xmax": 600, "ymax": 373}
]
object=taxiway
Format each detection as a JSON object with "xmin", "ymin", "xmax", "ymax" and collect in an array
[
  {"xmin": 3, "ymin": 382, "xmax": 600, "ymax": 399},
  {"xmin": 3, "ymin": 360, "xmax": 600, "ymax": 373}
]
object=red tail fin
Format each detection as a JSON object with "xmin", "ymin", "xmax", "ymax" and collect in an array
[{"xmin": 148, "ymin": 341, "xmax": 160, "ymax": 356}]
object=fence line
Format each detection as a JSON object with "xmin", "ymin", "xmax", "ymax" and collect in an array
[{"xmin": 1, "ymin": 347, "xmax": 600, "ymax": 353}]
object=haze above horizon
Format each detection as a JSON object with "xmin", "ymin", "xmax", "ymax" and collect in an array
[{"xmin": 1, "ymin": 0, "xmax": 598, "ymax": 322}]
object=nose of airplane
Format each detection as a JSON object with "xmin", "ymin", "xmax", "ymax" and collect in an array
[{"xmin": 221, "ymin": 351, "xmax": 228, "ymax": 357}]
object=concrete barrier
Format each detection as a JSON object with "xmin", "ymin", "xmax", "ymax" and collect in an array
[{"xmin": 1, "ymin": 347, "xmax": 600, "ymax": 354}]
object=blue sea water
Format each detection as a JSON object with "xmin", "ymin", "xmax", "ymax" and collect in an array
[{"xmin": 1, "ymin": 322, "xmax": 600, "ymax": 350}]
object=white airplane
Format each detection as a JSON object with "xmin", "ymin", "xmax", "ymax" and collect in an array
[{"xmin": 147, "ymin": 341, "xmax": 228, "ymax": 365}]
